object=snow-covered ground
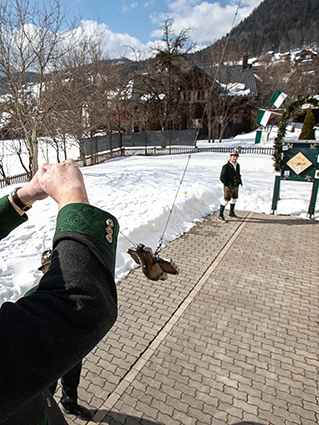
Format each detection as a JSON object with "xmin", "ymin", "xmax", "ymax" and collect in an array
[{"xmin": 0, "ymin": 124, "xmax": 318, "ymax": 305}]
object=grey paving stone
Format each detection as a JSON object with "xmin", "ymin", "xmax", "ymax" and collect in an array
[{"xmin": 60, "ymin": 211, "xmax": 319, "ymax": 425}]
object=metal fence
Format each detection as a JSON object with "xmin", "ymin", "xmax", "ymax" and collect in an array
[
  {"xmin": 0, "ymin": 144, "xmax": 274, "ymax": 188},
  {"xmin": 83, "ymin": 129, "xmax": 198, "ymax": 156}
]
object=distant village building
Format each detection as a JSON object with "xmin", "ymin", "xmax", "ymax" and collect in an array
[
  {"xmin": 294, "ymin": 49, "xmax": 319, "ymax": 69},
  {"xmin": 176, "ymin": 54, "xmax": 258, "ymax": 140},
  {"xmin": 123, "ymin": 54, "xmax": 259, "ymax": 140}
]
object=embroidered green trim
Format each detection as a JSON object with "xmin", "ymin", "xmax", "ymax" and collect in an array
[
  {"xmin": 55, "ymin": 203, "xmax": 119, "ymax": 253},
  {"xmin": 24, "ymin": 284, "xmax": 39, "ymax": 297},
  {"xmin": 36, "ymin": 408, "xmax": 51, "ymax": 425},
  {"xmin": 0, "ymin": 195, "xmax": 28, "ymax": 232}
]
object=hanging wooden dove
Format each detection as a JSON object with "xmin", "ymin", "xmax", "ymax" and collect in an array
[{"xmin": 127, "ymin": 243, "xmax": 179, "ymax": 281}]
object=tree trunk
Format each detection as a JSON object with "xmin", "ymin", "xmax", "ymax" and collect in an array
[
  {"xmin": 30, "ymin": 137, "xmax": 39, "ymax": 177},
  {"xmin": 0, "ymin": 161, "xmax": 7, "ymax": 179},
  {"xmin": 63, "ymin": 135, "xmax": 67, "ymax": 160}
]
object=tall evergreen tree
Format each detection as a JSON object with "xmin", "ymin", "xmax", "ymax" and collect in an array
[
  {"xmin": 191, "ymin": 0, "xmax": 319, "ymax": 58},
  {"xmin": 298, "ymin": 107, "xmax": 316, "ymax": 140}
]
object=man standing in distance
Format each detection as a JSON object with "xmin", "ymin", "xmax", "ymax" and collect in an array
[{"xmin": 218, "ymin": 149, "xmax": 242, "ymax": 222}]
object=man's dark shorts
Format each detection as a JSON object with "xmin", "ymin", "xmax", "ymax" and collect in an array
[{"xmin": 223, "ymin": 186, "xmax": 238, "ymax": 201}]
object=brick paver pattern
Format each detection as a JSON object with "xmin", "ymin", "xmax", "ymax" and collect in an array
[{"xmin": 58, "ymin": 211, "xmax": 319, "ymax": 425}]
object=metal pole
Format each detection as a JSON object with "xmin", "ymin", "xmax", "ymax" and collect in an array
[
  {"xmin": 308, "ymin": 179, "xmax": 319, "ymax": 218},
  {"xmin": 271, "ymin": 175, "xmax": 281, "ymax": 214}
]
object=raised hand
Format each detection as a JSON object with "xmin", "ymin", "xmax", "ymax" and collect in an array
[{"xmin": 38, "ymin": 159, "xmax": 89, "ymax": 210}]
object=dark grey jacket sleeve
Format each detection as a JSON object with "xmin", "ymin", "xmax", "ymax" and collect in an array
[{"xmin": 0, "ymin": 200, "xmax": 118, "ymax": 423}]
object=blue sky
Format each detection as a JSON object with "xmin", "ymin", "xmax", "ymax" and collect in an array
[{"xmin": 65, "ymin": 0, "xmax": 264, "ymax": 58}]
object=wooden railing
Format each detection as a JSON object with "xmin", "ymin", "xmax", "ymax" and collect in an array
[
  {"xmin": 82, "ymin": 145, "xmax": 274, "ymax": 162},
  {"xmin": 198, "ymin": 146, "xmax": 274, "ymax": 155},
  {"xmin": 0, "ymin": 145, "xmax": 274, "ymax": 188},
  {"xmin": 0, "ymin": 172, "xmax": 32, "ymax": 188}
]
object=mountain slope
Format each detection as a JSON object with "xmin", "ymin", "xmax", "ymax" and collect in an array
[{"xmin": 192, "ymin": 0, "xmax": 319, "ymax": 62}]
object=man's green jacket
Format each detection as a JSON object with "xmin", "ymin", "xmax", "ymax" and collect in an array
[
  {"xmin": 0, "ymin": 195, "xmax": 118, "ymax": 425},
  {"xmin": 220, "ymin": 161, "xmax": 242, "ymax": 188}
]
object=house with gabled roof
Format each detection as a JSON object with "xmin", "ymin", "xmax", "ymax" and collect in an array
[
  {"xmin": 108, "ymin": 54, "xmax": 259, "ymax": 140},
  {"xmin": 178, "ymin": 55, "xmax": 258, "ymax": 140},
  {"xmin": 294, "ymin": 49, "xmax": 319, "ymax": 69}
]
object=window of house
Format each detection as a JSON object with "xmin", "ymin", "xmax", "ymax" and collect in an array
[
  {"xmin": 196, "ymin": 90, "xmax": 205, "ymax": 101},
  {"xmin": 181, "ymin": 91, "xmax": 193, "ymax": 102},
  {"xmin": 233, "ymin": 114, "xmax": 243, "ymax": 124},
  {"xmin": 188, "ymin": 118, "xmax": 202, "ymax": 129}
]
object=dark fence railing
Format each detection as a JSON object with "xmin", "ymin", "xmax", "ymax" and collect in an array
[
  {"xmin": 0, "ymin": 145, "xmax": 274, "ymax": 188},
  {"xmin": 83, "ymin": 129, "xmax": 198, "ymax": 156}
]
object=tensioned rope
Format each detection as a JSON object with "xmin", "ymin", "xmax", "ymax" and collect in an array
[{"xmin": 154, "ymin": 0, "xmax": 242, "ymax": 255}]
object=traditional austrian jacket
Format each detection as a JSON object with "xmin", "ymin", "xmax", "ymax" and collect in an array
[
  {"xmin": 220, "ymin": 161, "xmax": 242, "ymax": 188},
  {"xmin": 0, "ymin": 195, "xmax": 118, "ymax": 425}
]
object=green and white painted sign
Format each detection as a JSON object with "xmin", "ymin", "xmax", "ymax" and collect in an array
[{"xmin": 271, "ymin": 140, "xmax": 319, "ymax": 217}]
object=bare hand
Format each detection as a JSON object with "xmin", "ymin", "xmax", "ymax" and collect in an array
[
  {"xmin": 18, "ymin": 171, "xmax": 48, "ymax": 203},
  {"xmin": 38, "ymin": 159, "xmax": 89, "ymax": 210},
  {"xmin": 8, "ymin": 171, "xmax": 48, "ymax": 215}
]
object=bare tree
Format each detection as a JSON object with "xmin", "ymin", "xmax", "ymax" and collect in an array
[
  {"xmin": 0, "ymin": 142, "xmax": 7, "ymax": 179},
  {"xmin": 252, "ymin": 52, "xmax": 319, "ymax": 135},
  {"xmin": 253, "ymin": 53, "xmax": 291, "ymax": 108},
  {"xmin": 45, "ymin": 32, "xmax": 120, "ymax": 159},
  {"xmin": 132, "ymin": 18, "xmax": 195, "ymax": 131},
  {"xmin": 288, "ymin": 63, "xmax": 319, "ymax": 99},
  {"xmin": 0, "ymin": 0, "xmax": 80, "ymax": 175},
  {"xmin": 207, "ymin": 57, "xmax": 255, "ymax": 142}
]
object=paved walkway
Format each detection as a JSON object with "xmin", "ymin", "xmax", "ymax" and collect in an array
[{"xmin": 58, "ymin": 210, "xmax": 319, "ymax": 425}]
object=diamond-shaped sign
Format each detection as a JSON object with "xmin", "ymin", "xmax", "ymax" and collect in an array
[{"xmin": 287, "ymin": 152, "xmax": 312, "ymax": 175}]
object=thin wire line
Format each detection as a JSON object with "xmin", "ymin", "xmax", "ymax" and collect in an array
[
  {"xmin": 154, "ymin": 0, "xmax": 242, "ymax": 255},
  {"xmin": 155, "ymin": 145, "xmax": 195, "ymax": 255},
  {"xmin": 201, "ymin": 0, "xmax": 242, "ymax": 131},
  {"xmin": 119, "ymin": 230, "xmax": 135, "ymax": 246}
]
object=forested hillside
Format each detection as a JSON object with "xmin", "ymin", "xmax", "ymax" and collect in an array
[{"xmin": 192, "ymin": 0, "xmax": 319, "ymax": 62}]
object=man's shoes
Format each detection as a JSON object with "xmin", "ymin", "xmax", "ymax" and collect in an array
[
  {"xmin": 229, "ymin": 212, "xmax": 238, "ymax": 218},
  {"xmin": 218, "ymin": 214, "xmax": 227, "ymax": 222},
  {"xmin": 62, "ymin": 404, "xmax": 93, "ymax": 420}
]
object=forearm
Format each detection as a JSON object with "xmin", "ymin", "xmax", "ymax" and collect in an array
[
  {"xmin": 8, "ymin": 187, "xmax": 36, "ymax": 216},
  {"xmin": 0, "ymin": 195, "xmax": 28, "ymax": 239},
  {"xmin": 0, "ymin": 204, "xmax": 118, "ymax": 421}
]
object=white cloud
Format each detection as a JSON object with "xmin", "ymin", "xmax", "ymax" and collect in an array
[
  {"xmin": 240, "ymin": 0, "xmax": 264, "ymax": 7},
  {"xmin": 151, "ymin": 0, "xmax": 263, "ymax": 45},
  {"xmin": 144, "ymin": 0, "xmax": 157, "ymax": 7},
  {"xmin": 78, "ymin": 20, "xmax": 150, "ymax": 60},
  {"xmin": 119, "ymin": 2, "xmax": 139, "ymax": 14},
  {"xmin": 70, "ymin": 0, "xmax": 265, "ymax": 59}
]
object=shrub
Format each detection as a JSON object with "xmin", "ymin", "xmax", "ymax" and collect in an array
[{"xmin": 298, "ymin": 107, "xmax": 316, "ymax": 140}]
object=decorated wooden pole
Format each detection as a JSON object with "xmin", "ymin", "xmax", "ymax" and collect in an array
[{"xmin": 270, "ymin": 96, "xmax": 319, "ymax": 218}]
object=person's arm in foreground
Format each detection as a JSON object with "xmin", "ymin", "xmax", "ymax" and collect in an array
[
  {"xmin": 0, "ymin": 160, "xmax": 118, "ymax": 422},
  {"xmin": 0, "ymin": 171, "xmax": 48, "ymax": 239}
]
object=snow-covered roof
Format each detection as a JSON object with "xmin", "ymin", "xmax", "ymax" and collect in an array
[{"xmin": 218, "ymin": 82, "xmax": 251, "ymax": 96}]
